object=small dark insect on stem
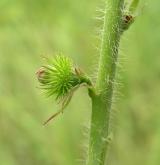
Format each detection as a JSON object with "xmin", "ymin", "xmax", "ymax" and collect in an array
[{"xmin": 124, "ymin": 15, "xmax": 133, "ymax": 23}]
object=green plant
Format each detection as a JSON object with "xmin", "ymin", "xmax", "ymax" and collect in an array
[
  {"xmin": 36, "ymin": 55, "xmax": 92, "ymax": 125},
  {"xmin": 37, "ymin": 0, "xmax": 140, "ymax": 164}
]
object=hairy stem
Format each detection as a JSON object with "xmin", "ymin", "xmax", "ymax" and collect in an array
[
  {"xmin": 87, "ymin": 0, "xmax": 124, "ymax": 165},
  {"xmin": 129, "ymin": 0, "xmax": 140, "ymax": 13}
]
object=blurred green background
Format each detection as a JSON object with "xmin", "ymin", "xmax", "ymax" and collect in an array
[{"xmin": 0, "ymin": 0, "xmax": 160, "ymax": 165}]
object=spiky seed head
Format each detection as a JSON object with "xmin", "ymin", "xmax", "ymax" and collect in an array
[
  {"xmin": 37, "ymin": 56, "xmax": 78, "ymax": 99},
  {"xmin": 37, "ymin": 55, "xmax": 93, "ymax": 103},
  {"xmin": 36, "ymin": 55, "xmax": 93, "ymax": 124}
]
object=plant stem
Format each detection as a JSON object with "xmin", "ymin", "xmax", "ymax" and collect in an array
[
  {"xmin": 129, "ymin": 0, "xmax": 140, "ymax": 13},
  {"xmin": 87, "ymin": 0, "xmax": 124, "ymax": 165}
]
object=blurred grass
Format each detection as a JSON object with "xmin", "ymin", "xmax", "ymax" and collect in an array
[{"xmin": 0, "ymin": 0, "xmax": 160, "ymax": 165}]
